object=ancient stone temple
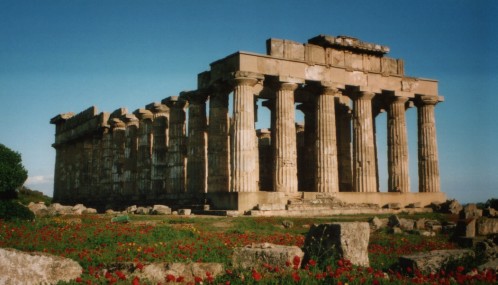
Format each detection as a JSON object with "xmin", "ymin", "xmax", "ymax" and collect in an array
[{"xmin": 51, "ymin": 35, "xmax": 446, "ymax": 212}]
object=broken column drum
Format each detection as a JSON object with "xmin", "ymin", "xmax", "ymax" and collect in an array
[{"xmin": 50, "ymin": 34, "xmax": 445, "ymax": 211}]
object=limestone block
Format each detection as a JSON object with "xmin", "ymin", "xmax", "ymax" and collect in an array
[
  {"xmin": 48, "ymin": 203, "xmax": 73, "ymax": 216},
  {"xmin": 415, "ymin": 219, "xmax": 426, "ymax": 230},
  {"xmin": 369, "ymin": 216, "xmax": 387, "ymax": 230},
  {"xmin": 256, "ymin": 204, "xmax": 286, "ymax": 211},
  {"xmin": 460, "ymin": 203, "xmax": 483, "ymax": 219},
  {"xmin": 126, "ymin": 205, "xmax": 138, "ymax": 213},
  {"xmin": 406, "ymin": 202, "xmax": 422, "ymax": 208},
  {"xmin": 72, "ymin": 204, "xmax": 87, "ymax": 215},
  {"xmin": 152, "ymin": 205, "xmax": 172, "ymax": 215},
  {"xmin": 28, "ymin": 202, "xmax": 48, "ymax": 217},
  {"xmin": 178, "ymin": 209, "xmax": 191, "ymax": 216},
  {"xmin": 440, "ymin": 199, "xmax": 462, "ymax": 214},
  {"xmin": 82, "ymin": 208, "xmax": 97, "ymax": 214},
  {"xmin": 0, "ymin": 248, "xmax": 82, "ymax": 284},
  {"xmin": 133, "ymin": 262, "xmax": 224, "ymax": 284},
  {"xmin": 303, "ymin": 222, "xmax": 370, "ymax": 267},
  {"xmin": 232, "ymin": 243, "xmax": 304, "ymax": 269},
  {"xmin": 483, "ymin": 208, "xmax": 498, "ymax": 217},
  {"xmin": 135, "ymin": 207, "xmax": 151, "ymax": 215},
  {"xmin": 399, "ymin": 249, "xmax": 474, "ymax": 274},
  {"xmin": 477, "ymin": 217, "xmax": 498, "ymax": 236},
  {"xmin": 456, "ymin": 219, "xmax": 476, "ymax": 238}
]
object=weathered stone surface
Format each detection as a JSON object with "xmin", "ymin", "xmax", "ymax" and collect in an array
[
  {"xmin": 415, "ymin": 218, "xmax": 426, "ymax": 230},
  {"xmin": 178, "ymin": 209, "xmax": 191, "ymax": 216},
  {"xmin": 48, "ymin": 203, "xmax": 74, "ymax": 215},
  {"xmin": 386, "ymin": 203, "xmax": 401, "ymax": 209},
  {"xmin": 456, "ymin": 219, "xmax": 476, "ymax": 238},
  {"xmin": 0, "ymin": 248, "xmax": 82, "ymax": 285},
  {"xmin": 369, "ymin": 216, "xmax": 387, "ymax": 230},
  {"xmin": 483, "ymin": 208, "xmax": 498, "ymax": 218},
  {"xmin": 232, "ymin": 243, "xmax": 304, "ymax": 269},
  {"xmin": 28, "ymin": 202, "xmax": 49, "ymax": 217},
  {"xmin": 152, "ymin": 205, "xmax": 172, "ymax": 215},
  {"xmin": 460, "ymin": 203, "xmax": 483, "ymax": 219},
  {"xmin": 257, "ymin": 203, "xmax": 286, "ymax": 211},
  {"xmin": 126, "ymin": 205, "xmax": 138, "ymax": 213},
  {"xmin": 478, "ymin": 259, "xmax": 498, "ymax": 271},
  {"xmin": 439, "ymin": 199, "xmax": 462, "ymax": 214},
  {"xmin": 282, "ymin": 220, "xmax": 294, "ymax": 228},
  {"xmin": 477, "ymin": 217, "xmax": 498, "ymax": 236},
  {"xmin": 399, "ymin": 249, "xmax": 474, "ymax": 274},
  {"xmin": 303, "ymin": 222, "xmax": 370, "ymax": 267},
  {"xmin": 83, "ymin": 208, "xmax": 98, "ymax": 214},
  {"xmin": 142, "ymin": 262, "xmax": 223, "ymax": 284},
  {"xmin": 135, "ymin": 207, "xmax": 151, "ymax": 215}
]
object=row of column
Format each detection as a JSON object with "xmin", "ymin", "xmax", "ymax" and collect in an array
[{"xmin": 200, "ymin": 74, "xmax": 441, "ymax": 194}]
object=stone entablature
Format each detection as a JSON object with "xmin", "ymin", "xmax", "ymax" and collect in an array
[{"xmin": 51, "ymin": 34, "xmax": 446, "ymax": 211}]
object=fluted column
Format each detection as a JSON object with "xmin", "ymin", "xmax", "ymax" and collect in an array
[
  {"xmin": 273, "ymin": 82, "xmax": 299, "ymax": 193},
  {"xmin": 134, "ymin": 109, "xmax": 154, "ymax": 199},
  {"xmin": 416, "ymin": 95, "xmax": 441, "ymax": 192},
  {"xmin": 184, "ymin": 90, "xmax": 208, "ymax": 194},
  {"xmin": 100, "ymin": 126, "xmax": 113, "ymax": 197},
  {"xmin": 208, "ymin": 84, "xmax": 231, "ymax": 192},
  {"xmin": 163, "ymin": 96, "xmax": 188, "ymax": 193},
  {"xmin": 315, "ymin": 86, "xmax": 340, "ymax": 193},
  {"xmin": 296, "ymin": 101, "xmax": 316, "ymax": 191},
  {"xmin": 387, "ymin": 96, "xmax": 410, "ymax": 192},
  {"xmin": 147, "ymin": 103, "xmax": 170, "ymax": 198},
  {"xmin": 122, "ymin": 114, "xmax": 139, "ymax": 198},
  {"xmin": 336, "ymin": 97, "xmax": 353, "ymax": 191},
  {"xmin": 110, "ymin": 118, "xmax": 126, "ymax": 196},
  {"xmin": 231, "ymin": 74, "xmax": 260, "ymax": 192},
  {"xmin": 351, "ymin": 91, "xmax": 377, "ymax": 192}
]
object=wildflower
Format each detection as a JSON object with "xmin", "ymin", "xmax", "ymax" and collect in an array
[
  {"xmin": 194, "ymin": 275, "xmax": 203, "ymax": 284},
  {"xmin": 456, "ymin": 266, "xmax": 464, "ymax": 273},
  {"xmin": 136, "ymin": 262, "xmax": 144, "ymax": 271},
  {"xmin": 115, "ymin": 270, "xmax": 126, "ymax": 280},
  {"xmin": 75, "ymin": 277, "xmax": 83, "ymax": 283},
  {"xmin": 166, "ymin": 274, "xmax": 176, "ymax": 282},
  {"xmin": 132, "ymin": 276, "xmax": 140, "ymax": 285},
  {"xmin": 308, "ymin": 259, "xmax": 317, "ymax": 267},
  {"xmin": 291, "ymin": 271, "xmax": 300, "ymax": 282},
  {"xmin": 177, "ymin": 276, "xmax": 185, "ymax": 282},
  {"xmin": 252, "ymin": 269, "xmax": 262, "ymax": 281}
]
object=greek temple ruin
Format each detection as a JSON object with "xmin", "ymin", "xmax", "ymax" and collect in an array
[{"xmin": 51, "ymin": 35, "xmax": 446, "ymax": 212}]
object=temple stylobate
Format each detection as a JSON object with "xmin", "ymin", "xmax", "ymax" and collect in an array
[{"xmin": 51, "ymin": 35, "xmax": 445, "ymax": 212}]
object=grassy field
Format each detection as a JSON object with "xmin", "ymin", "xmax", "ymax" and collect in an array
[{"xmin": 0, "ymin": 213, "xmax": 495, "ymax": 284}]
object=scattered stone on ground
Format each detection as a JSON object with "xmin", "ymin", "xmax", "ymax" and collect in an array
[
  {"xmin": 232, "ymin": 243, "xmax": 304, "ymax": 269},
  {"xmin": 477, "ymin": 217, "xmax": 498, "ymax": 236},
  {"xmin": 28, "ymin": 202, "xmax": 98, "ymax": 217},
  {"xmin": 105, "ymin": 262, "xmax": 223, "ymax": 284},
  {"xmin": 0, "ymin": 248, "xmax": 82, "ymax": 285},
  {"xmin": 282, "ymin": 220, "xmax": 294, "ymax": 228},
  {"xmin": 152, "ymin": 205, "xmax": 172, "ymax": 215},
  {"xmin": 399, "ymin": 249, "xmax": 474, "ymax": 274},
  {"xmin": 303, "ymin": 222, "xmax": 370, "ymax": 267},
  {"xmin": 178, "ymin": 209, "xmax": 192, "ymax": 216}
]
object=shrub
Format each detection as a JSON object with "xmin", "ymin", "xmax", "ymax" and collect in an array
[
  {"xmin": 0, "ymin": 200, "xmax": 35, "ymax": 221},
  {"xmin": 0, "ymin": 143, "xmax": 28, "ymax": 199}
]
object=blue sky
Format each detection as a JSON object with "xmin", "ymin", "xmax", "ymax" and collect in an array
[{"xmin": 0, "ymin": 0, "xmax": 496, "ymax": 203}]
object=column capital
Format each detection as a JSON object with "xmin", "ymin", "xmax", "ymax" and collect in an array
[
  {"xmin": 133, "ymin": 108, "xmax": 154, "ymax": 120},
  {"xmin": 161, "ymin": 96, "xmax": 188, "ymax": 109},
  {"xmin": 145, "ymin": 102, "xmax": 169, "ymax": 114},
  {"xmin": 110, "ymin": 118, "xmax": 126, "ymax": 130},
  {"xmin": 388, "ymin": 96, "xmax": 410, "ymax": 104},
  {"xmin": 180, "ymin": 90, "xmax": 209, "ymax": 105},
  {"xmin": 231, "ymin": 71, "xmax": 263, "ymax": 87},
  {"xmin": 351, "ymin": 90, "xmax": 376, "ymax": 101},
  {"xmin": 415, "ymin": 95, "xmax": 439, "ymax": 106}
]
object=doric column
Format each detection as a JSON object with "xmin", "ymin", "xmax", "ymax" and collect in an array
[
  {"xmin": 296, "ymin": 101, "xmax": 315, "ymax": 191},
  {"xmin": 314, "ymin": 85, "xmax": 340, "ymax": 193},
  {"xmin": 207, "ymin": 83, "xmax": 231, "ymax": 193},
  {"xmin": 415, "ymin": 95, "xmax": 441, "ymax": 192},
  {"xmin": 110, "ymin": 118, "xmax": 126, "ymax": 196},
  {"xmin": 163, "ymin": 96, "xmax": 188, "ymax": 193},
  {"xmin": 122, "ymin": 114, "xmax": 139, "ymax": 198},
  {"xmin": 50, "ymin": 113, "xmax": 74, "ymax": 202},
  {"xmin": 273, "ymin": 81, "xmax": 299, "ymax": 193},
  {"xmin": 100, "ymin": 126, "xmax": 113, "ymax": 198},
  {"xmin": 231, "ymin": 73, "xmax": 261, "ymax": 192},
  {"xmin": 183, "ymin": 90, "xmax": 208, "ymax": 194},
  {"xmin": 387, "ymin": 96, "xmax": 410, "ymax": 192},
  {"xmin": 335, "ymin": 96, "xmax": 353, "ymax": 191},
  {"xmin": 351, "ymin": 90, "xmax": 377, "ymax": 192},
  {"xmin": 134, "ymin": 109, "xmax": 154, "ymax": 199},
  {"xmin": 147, "ymin": 103, "xmax": 170, "ymax": 198}
]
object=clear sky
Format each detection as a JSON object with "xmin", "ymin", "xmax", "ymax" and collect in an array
[{"xmin": 1, "ymin": 0, "xmax": 496, "ymax": 203}]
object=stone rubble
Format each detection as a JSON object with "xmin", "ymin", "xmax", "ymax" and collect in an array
[
  {"xmin": 303, "ymin": 222, "xmax": 370, "ymax": 267},
  {"xmin": 232, "ymin": 243, "xmax": 304, "ymax": 270},
  {"xmin": 0, "ymin": 248, "xmax": 82, "ymax": 285}
]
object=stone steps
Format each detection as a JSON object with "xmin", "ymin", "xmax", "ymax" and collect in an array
[{"xmin": 248, "ymin": 207, "xmax": 433, "ymax": 217}]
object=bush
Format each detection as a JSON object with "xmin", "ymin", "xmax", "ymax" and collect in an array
[
  {"xmin": 0, "ymin": 200, "xmax": 35, "ymax": 221},
  {"xmin": 0, "ymin": 143, "xmax": 28, "ymax": 199},
  {"xmin": 485, "ymin": 198, "xmax": 498, "ymax": 210}
]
